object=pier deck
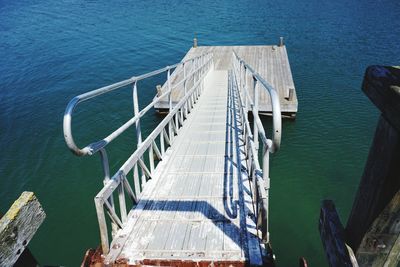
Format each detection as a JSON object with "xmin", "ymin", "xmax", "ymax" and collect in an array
[
  {"xmin": 105, "ymin": 70, "xmax": 262, "ymax": 265},
  {"xmin": 155, "ymin": 45, "xmax": 298, "ymax": 116},
  {"xmin": 65, "ymin": 48, "xmax": 284, "ymax": 267}
]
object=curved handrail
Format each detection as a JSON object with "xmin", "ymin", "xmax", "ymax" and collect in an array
[
  {"xmin": 63, "ymin": 52, "xmax": 212, "ymax": 156},
  {"xmin": 232, "ymin": 51, "xmax": 282, "ymax": 153},
  {"xmin": 231, "ymin": 51, "xmax": 283, "ymax": 244}
]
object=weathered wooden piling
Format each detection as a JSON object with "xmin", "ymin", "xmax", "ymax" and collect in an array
[
  {"xmin": 346, "ymin": 66, "xmax": 400, "ymax": 266},
  {"xmin": 319, "ymin": 200, "xmax": 359, "ymax": 267},
  {"xmin": 319, "ymin": 66, "xmax": 400, "ymax": 267},
  {"xmin": 346, "ymin": 114, "xmax": 400, "ymax": 250},
  {"xmin": 356, "ymin": 190, "xmax": 400, "ymax": 266},
  {"xmin": 0, "ymin": 192, "xmax": 46, "ymax": 267}
]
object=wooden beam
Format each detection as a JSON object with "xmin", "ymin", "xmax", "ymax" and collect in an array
[
  {"xmin": 346, "ymin": 115, "xmax": 400, "ymax": 250},
  {"xmin": 343, "ymin": 65, "xmax": 400, "ymax": 262},
  {"xmin": 362, "ymin": 65, "xmax": 400, "ymax": 132},
  {"xmin": 0, "ymin": 192, "xmax": 46, "ymax": 267},
  {"xmin": 356, "ymin": 190, "xmax": 400, "ymax": 266},
  {"xmin": 319, "ymin": 200, "xmax": 359, "ymax": 267}
]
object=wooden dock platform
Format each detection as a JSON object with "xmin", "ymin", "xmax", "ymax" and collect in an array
[{"xmin": 154, "ymin": 45, "xmax": 298, "ymax": 117}]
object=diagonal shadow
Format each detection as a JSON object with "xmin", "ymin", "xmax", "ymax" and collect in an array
[
  {"xmin": 129, "ymin": 70, "xmax": 258, "ymax": 259},
  {"xmin": 136, "ymin": 199, "xmax": 243, "ymax": 248},
  {"xmin": 223, "ymin": 70, "xmax": 239, "ymax": 220},
  {"xmin": 228, "ymin": 69, "xmax": 254, "ymax": 259}
]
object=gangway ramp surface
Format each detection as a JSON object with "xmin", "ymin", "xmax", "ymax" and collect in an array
[
  {"xmin": 64, "ymin": 50, "xmax": 283, "ymax": 267},
  {"xmin": 105, "ymin": 70, "xmax": 262, "ymax": 266}
]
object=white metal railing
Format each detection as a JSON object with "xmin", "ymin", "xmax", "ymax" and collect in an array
[
  {"xmin": 63, "ymin": 52, "xmax": 213, "ymax": 254},
  {"xmin": 232, "ymin": 51, "xmax": 282, "ymax": 244}
]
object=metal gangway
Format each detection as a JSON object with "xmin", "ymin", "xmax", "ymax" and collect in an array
[{"xmin": 64, "ymin": 50, "xmax": 282, "ymax": 266}]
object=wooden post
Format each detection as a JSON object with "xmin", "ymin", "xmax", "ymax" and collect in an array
[
  {"xmin": 193, "ymin": 36, "xmax": 198, "ymax": 48},
  {"xmin": 279, "ymin": 37, "xmax": 284, "ymax": 47},
  {"xmin": 0, "ymin": 192, "xmax": 46, "ymax": 267},
  {"xmin": 288, "ymin": 88, "xmax": 294, "ymax": 101},
  {"xmin": 361, "ymin": 66, "xmax": 400, "ymax": 133},
  {"xmin": 319, "ymin": 200, "xmax": 359, "ymax": 267},
  {"xmin": 356, "ymin": 190, "xmax": 400, "ymax": 266},
  {"xmin": 156, "ymin": 85, "xmax": 162, "ymax": 97},
  {"xmin": 346, "ymin": 66, "xmax": 400, "ymax": 251},
  {"xmin": 346, "ymin": 114, "xmax": 400, "ymax": 250}
]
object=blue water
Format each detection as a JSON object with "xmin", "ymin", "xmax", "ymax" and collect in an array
[{"xmin": 1, "ymin": 0, "xmax": 399, "ymax": 265}]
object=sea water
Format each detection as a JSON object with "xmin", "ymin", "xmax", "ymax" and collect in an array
[{"xmin": 0, "ymin": 0, "xmax": 399, "ymax": 265}]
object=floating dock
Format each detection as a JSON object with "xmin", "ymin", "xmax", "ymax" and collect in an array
[
  {"xmin": 154, "ymin": 45, "xmax": 298, "ymax": 117},
  {"xmin": 64, "ymin": 43, "xmax": 293, "ymax": 266}
]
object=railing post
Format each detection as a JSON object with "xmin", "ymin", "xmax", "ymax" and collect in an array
[
  {"xmin": 252, "ymin": 166, "xmax": 258, "ymax": 207},
  {"xmin": 262, "ymin": 146, "xmax": 270, "ymax": 243},
  {"xmin": 133, "ymin": 81, "xmax": 142, "ymax": 198},
  {"xmin": 263, "ymin": 147, "xmax": 270, "ymax": 181},
  {"xmin": 200, "ymin": 55, "xmax": 203, "ymax": 77},
  {"xmin": 197, "ymin": 57, "xmax": 200, "ymax": 98},
  {"xmin": 168, "ymin": 68, "xmax": 172, "ymax": 112},
  {"xmin": 118, "ymin": 174, "xmax": 127, "ymax": 223},
  {"xmin": 253, "ymin": 77, "xmax": 259, "ymax": 150},
  {"xmin": 99, "ymin": 148, "xmax": 118, "ymax": 236},
  {"xmin": 199, "ymin": 56, "xmax": 203, "ymax": 95},
  {"xmin": 245, "ymin": 67, "xmax": 249, "ymax": 113},
  {"xmin": 133, "ymin": 81, "xmax": 142, "ymax": 144},
  {"xmin": 246, "ymin": 136, "xmax": 252, "ymax": 177},
  {"xmin": 99, "ymin": 148, "xmax": 118, "ymax": 237},
  {"xmin": 99, "ymin": 148, "xmax": 110, "ymax": 183},
  {"xmin": 183, "ymin": 62, "xmax": 188, "ymax": 117},
  {"xmin": 194, "ymin": 58, "xmax": 198, "ymax": 100},
  {"xmin": 175, "ymin": 107, "xmax": 179, "ymax": 131},
  {"xmin": 242, "ymin": 62, "xmax": 247, "ymax": 104},
  {"xmin": 239, "ymin": 61, "xmax": 243, "ymax": 97},
  {"xmin": 167, "ymin": 69, "xmax": 174, "ymax": 142},
  {"xmin": 160, "ymin": 132, "xmax": 165, "ymax": 156},
  {"xmin": 149, "ymin": 143, "xmax": 155, "ymax": 172},
  {"xmin": 94, "ymin": 197, "xmax": 109, "ymax": 254},
  {"xmin": 192, "ymin": 59, "xmax": 197, "ymax": 105},
  {"xmin": 180, "ymin": 108, "xmax": 184, "ymax": 125}
]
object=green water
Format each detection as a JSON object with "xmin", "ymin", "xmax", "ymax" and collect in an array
[{"xmin": 1, "ymin": 0, "xmax": 399, "ymax": 265}]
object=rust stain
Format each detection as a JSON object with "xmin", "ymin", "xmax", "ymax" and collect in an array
[
  {"xmin": 81, "ymin": 247, "xmax": 104, "ymax": 267},
  {"xmin": 140, "ymin": 259, "xmax": 245, "ymax": 267},
  {"xmin": 81, "ymin": 249, "xmax": 246, "ymax": 267}
]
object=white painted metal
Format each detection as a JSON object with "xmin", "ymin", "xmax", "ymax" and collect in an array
[
  {"xmin": 232, "ymin": 51, "xmax": 282, "ymax": 244},
  {"xmin": 63, "ymin": 52, "xmax": 212, "ymax": 157},
  {"xmin": 63, "ymin": 52, "xmax": 212, "ymax": 254}
]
